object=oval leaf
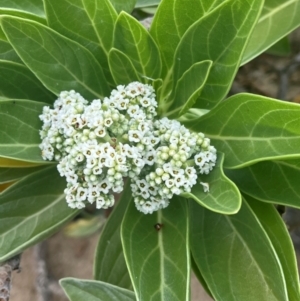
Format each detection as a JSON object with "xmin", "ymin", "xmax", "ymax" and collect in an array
[
  {"xmin": 0, "ymin": 165, "xmax": 78, "ymax": 262},
  {"xmin": 190, "ymin": 198, "xmax": 288, "ymax": 301},
  {"xmin": 181, "ymin": 153, "xmax": 241, "ymax": 214},
  {"xmin": 183, "ymin": 93, "xmax": 300, "ymax": 168},
  {"xmin": 0, "ymin": 0, "xmax": 45, "ymax": 17},
  {"xmin": 0, "ymin": 40, "xmax": 23, "ymax": 63},
  {"xmin": 94, "ymin": 181, "xmax": 132, "ymax": 289},
  {"xmin": 60, "ymin": 278, "xmax": 136, "ymax": 301},
  {"xmin": 0, "ymin": 16, "xmax": 110, "ymax": 100},
  {"xmin": 121, "ymin": 197, "xmax": 190, "ymax": 301}
]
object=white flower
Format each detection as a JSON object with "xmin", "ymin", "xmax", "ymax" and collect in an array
[{"xmin": 200, "ymin": 182, "xmax": 210, "ymax": 192}]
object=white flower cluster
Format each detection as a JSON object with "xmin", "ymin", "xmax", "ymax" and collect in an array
[{"xmin": 39, "ymin": 82, "xmax": 217, "ymax": 214}]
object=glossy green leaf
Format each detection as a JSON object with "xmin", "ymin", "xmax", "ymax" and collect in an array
[
  {"xmin": 245, "ymin": 195, "xmax": 300, "ymax": 301},
  {"xmin": 165, "ymin": 60, "xmax": 212, "ymax": 118},
  {"xmin": 44, "ymin": 0, "xmax": 117, "ymax": 85},
  {"xmin": 0, "ymin": 16, "xmax": 110, "ymax": 100},
  {"xmin": 60, "ymin": 278, "xmax": 136, "ymax": 301},
  {"xmin": 121, "ymin": 197, "xmax": 190, "ymax": 301},
  {"xmin": 226, "ymin": 159, "xmax": 300, "ymax": 209},
  {"xmin": 0, "ymin": 165, "xmax": 45, "ymax": 183},
  {"xmin": 0, "ymin": 99, "xmax": 48, "ymax": 163},
  {"xmin": 94, "ymin": 182, "xmax": 132, "ymax": 289},
  {"xmin": 0, "ymin": 165, "xmax": 78, "ymax": 262},
  {"xmin": 0, "ymin": 0, "xmax": 45, "ymax": 17},
  {"xmin": 267, "ymin": 36, "xmax": 291, "ymax": 56},
  {"xmin": 0, "ymin": 40, "xmax": 22, "ymax": 63},
  {"xmin": 242, "ymin": 0, "xmax": 300, "ymax": 64},
  {"xmin": 114, "ymin": 12, "xmax": 161, "ymax": 83},
  {"xmin": 183, "ymin": 93, "xmax": 300, "ymax": 169},
  {"xmin": 109, "ymin": 0, "xmax": 136, "ymax": 13},
  {"xmin": 173, "ymin": 0, "xmax": 263, "ymax": 109},
  {"xmin": 190, "ymin": 199, "xmax": 288, "ymax": 301},
  {"xmin": 0, "ymin": 60, "xmax": 54, "ymax": 102},
  {"xmin": 108, "ymin": 48, "xmax": 140, "ymax": 85},
  {"xmin": 181, "ymin": 153, "xmax": 241, "ymax": 214}
]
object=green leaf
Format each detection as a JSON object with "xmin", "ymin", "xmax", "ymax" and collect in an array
[
  {"xmin": 109, "ymin": 0, "xmax": 136, "ymax": 13},
  {"xmin": 60, "ymin": 278, "xmax": 136, "ymax": 301},
  {"xmin": 164, "ymin": 60, "xmax": 212, "ymax": 118},
  {"xmin": 0, "ymin": 40, "xmax": 22, "ymax": 63},
  {"xmin": 121, "ymin": 197, "xmax": 190, "ymax": 301},
  {"xmin": 0, "ymin": 60, "xmax": 55, "ymax": 102},
  {"xmin": 136, "ymin": 0, "xmax": 160, "ymax": 7},
  {"xmin": 0, "ymin": 165, "xmax": 78, "ymax": 262},
  {"xmin": 190, "ymin": 198, "xmax": 288, "ymax": 301},
  {"xmin": 94, "ymin": 181, "xmax": 132, "ymax": 289},
  {"xmin": 181, "ymin": 153, "xmax": 241, "ymax": 214},
  {"xmin": 114, "ymin": 12, "xmax": 161, "ymax": 83},
  {"xmin": 245, "ymin": 195, "xmax": 300, "ymax": 301},
  {"xmin": 0, "ymin": 99, "xmax": 49, "ymax": 163},
  {"xmin": 173, "ymin": 0, "xmax": 263, "ymax": 109},
  {"xmin": 225, "ymin": 159, "xmax": 300, "ymax": 209},
  {"xmin": 0, "ymin": 165, "xmax": 45, "ymax": 183},
  {"xmin": 0, "ymin": 0, "xmax": 45, "ymax": 17},
  {"xmin": 183, "ymin": 93, "xmax": 300, "ymax": 169},
  {"xmin": 266, "ymin": 36, "xmax": 291, "ymax": 56},
  {"xmin": 108, "ymin": 48, "xmax": 140, "ymax": 85},
  {"xmin": 44, "ymin": 0, "xmax": 117, "ymax": 85},
  {"xmin": 0, "ymin": 16, "xmax": 110, "ymax": 100},
  {"xmin": 242, "ymin": 0, "xmax": 300, "ymax": 64}
]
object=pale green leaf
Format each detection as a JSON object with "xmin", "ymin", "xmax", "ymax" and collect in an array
[
  {"xmin": 0, "ymin": 0, "xmax": 45, "ymax": 17},
  {"xmin": 242, "ymin": 0, "xmax": 300, "ymax": 64},
  {"xmin": 0, "ymin": 40, "xmax": 22, "ymax": 63},
  {"xmin": 0, "ymin": 60, "xmax": 55, "ymax": 102},
  {"xmin": 0, "ymin": 16, "xmax": 110, "ymax": 100},
  {"xmin": 121, "ymin": 197, "xmax": 190, "ymax": 301},
  {"xmin": 108, "ymin": 48, "xmax": 141, "ymax": 85},
  {"xmin": 245, "ymin": 195, "xmax": 300, "ymax": 301},
  {"xmin": 0, "ymin": 99, "xmax": 48, "ymax": 163},
  {"xmin": 60, "ymin": 278, "xmax": 136, "ymax": 301},
  {"xmin": 225, "ymin": 159, "xmax": 300, "ymax": 209},
  {"xmin": 44, "ymin": 0, "xmax": 117, "ymax": 85},
  {"xmin": 0, "ymin": 165, "xmax": 45, "ymax": 183},
  {"xmin": 94, "ymin": 182, "xmax": 132, "ymax": 289},
  {"xmin": 0, "ymin": 165, "xmax": 78, "ymax": 262},
  {"xmin": 114, "ymin": 12, "xmax": 161, "ymax": 83},
  {"xmin": 109, "ymin": 0, "xmax": 136, "ymax": 13},
  {"xmin": 182, "ymin": 153, "xmax": 241, "ymax": 214},
  {"xmin": 183, "ymin": 93, "xmax": 300, "ymax": 169},
  {"xmin": 136, "ymin": 0, "xmax": 160, "ymax": 7},
  {"xmin": 190, "ymin": 198, "xmax": 288, "ymax": 301},
  {"xmin": 173, "ymin": 0, "xmax": 263, "ymax": 109}
]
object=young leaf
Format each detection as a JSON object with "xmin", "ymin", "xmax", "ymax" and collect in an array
[
  {"xmin": 190, "ymin": 199, "xmax": 288, "ymax": 301},
  {"xmin": 108, "ymin": 48, "xmax": 141, "ymax": 85},
  {"xmin": 109, "ymin": 0, "xmax": 137, "ymax": 13},
  {"xmin": 121, "ymin": 197, "xmax": 190, "ymax": 301},
  {"xmin": 225, "ymin": 159, "xmax": 300, "ymax": 209},
  {"xmin": 0, "ymin": 60, "xmax": 55, "ymax": 102},
  {"xmin": 173, "ymin": 0, "xmax": 264, "ymax": 109},
  {"xmin": 0, "ymin": 40, "xmax": 23, "ymax": 63},
  {"xmin": 0, "ymin": 16, "xmax": 110, "ymax": 100},
  {"xmin": 183, "ymin": 93, "xmax": 300, "ymax": 169},
  {"xmin": 0, "ymin": 166, "xmax": 45, "ymax": 183},
  {"xmin": 242, "ymin": 0, "xmax": 300, "ymax": 64},
  {"xmin": 0, "ymin": 0, "xmax": 45, "ymax": 17},
  {"xmin": 0, "ymin": 165, "xmax": 79, "ymax": 262},
  {"xmin": 164, "ymin": 60, "xmax": 212, "ymax": 118},
  {"xmin": 114, "ymin": 12, "xmax": 161, "ymax": 83},
  {"xmin": 245, "ymin": 195, "xmax": 300, "ymax": 301},
  {"xmin": 60, "ymin": 278, "xmax": 136, "ymax": 301},
  {"xmin": 181, "ymin": 153, "xmax": 241, "ymax": 214},
  {"xmin": 94, "ymin": 181, "xmax": 132, "ymax": 290},
  {"xmin": 0, "ymin": 99, "xmax": 50, "ymax": 163},
  {"xmin": 44, "ymin": 0, "xmax": 117, "ymax": 85}
]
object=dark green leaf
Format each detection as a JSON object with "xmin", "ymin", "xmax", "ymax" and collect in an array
[
  {"xmin": 0, "ymin": 0, "xmax": 45, "ymax": 17},
  {"xmin": 121, "ymin": 197, "xmax": 190, "ymax": 301},
  {"xmin": 94, "ymin": 181, "xmax": 132, "ymax": 289},
  {"xmin": 0, "ymin": 40, "xmax": 22, "ymax": 63},
  {"xmin": 60, "ymin": 278, "xmax": 136, "ymax": 301},
  {"xmin": 109, "ymin": 0, "xmax": 136, "ymax": 13},
  {"xmin": 114, "ymin": 12, "xmax": 161, "ymax": 83},
  {"xmin": 181, "ymin": 153, "xmax": 241, "ymax": 214},
  {"xmin": 266, "ymin": 36, "xmax": 291, "ymax": 56},
  {"xmin": 225, "ymin": 159, "xmax": 300, "ymax": 209},
  {"xmin": 190, "ymin": 199, "xmax": 288, "ymax": 301},
  {"xmin": 245, "ymin": 195, "xmax": 300, "ymax": 301},
  {"xmin": 0, "ymin": 60, "xmax": 55, "ymax": 102},
  {"xmin": 183, "ymin": 93, "xmax": 300, "ymax": 169},
  {"xmin": 1, "ymin": 16, "xmax": 110, "ymax": 100},
  {"xmin": 0, "ymin": 165, "xmax": 45, "ymax": 183},
  {"xmin": 173, "ymin": 0, "xmax": 263, "ymax": 109},
  {"xmin": 0, "ymin": 165, "xmax": 78, "ymax": 262}
]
